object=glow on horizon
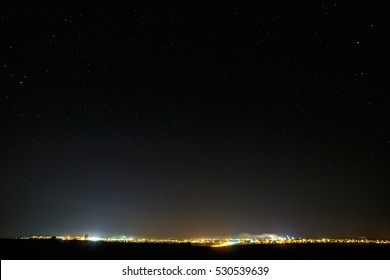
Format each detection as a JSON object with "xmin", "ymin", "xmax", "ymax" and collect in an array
[
  {"xmin": 88, "ymin": 236, "xmax": 103, "ymax": 242},
  {"xmin": 211, "ymin": 240, "xmax": 241, "ymax": 247}
]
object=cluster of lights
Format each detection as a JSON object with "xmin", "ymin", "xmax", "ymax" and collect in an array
[{"xmin": 19, "ymin": 235, "xmax": 390, "ymax": 246}]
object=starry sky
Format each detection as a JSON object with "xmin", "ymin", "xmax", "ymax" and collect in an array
[{"xmin": 1, "ymin": 1, "xmax": 389, "ymax": 239}]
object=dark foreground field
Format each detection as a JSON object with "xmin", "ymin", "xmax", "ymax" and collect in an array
[{"xmin": 1, "ymin": 239, "xmax": 389, "ymax": 260}]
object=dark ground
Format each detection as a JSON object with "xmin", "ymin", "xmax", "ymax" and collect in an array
[{"xmin": 1, "ymin": 239, "xmax": 389, "ymax": 260}]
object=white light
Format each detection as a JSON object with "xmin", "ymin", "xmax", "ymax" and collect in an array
[{"xmin": 88, "ymin": 236, "xmax": 102, "ymax": 242}]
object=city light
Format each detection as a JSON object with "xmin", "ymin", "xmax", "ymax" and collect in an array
[
  {"xmin": 18, "ymin": 235, "xmax": 390, "ymax": 246},
  {"xmin": 88, "ymin": 236, "xmax": 102, "ymax": 242},
  {"xmin": 211, "ymin": 240, "xmax": 241, "ymax": 247}
]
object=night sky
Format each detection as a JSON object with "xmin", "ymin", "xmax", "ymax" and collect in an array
[{"xmin": 1, "ymin": 1, "xmax": 389, "ymax": 239}]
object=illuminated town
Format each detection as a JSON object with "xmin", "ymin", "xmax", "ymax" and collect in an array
[{"xmin": 16, "ymin": 234, "xmax": 390, "ymax": 247}]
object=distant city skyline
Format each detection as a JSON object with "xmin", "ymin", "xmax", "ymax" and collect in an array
[{"xmin": 10, "ymin": 234, "xmax": 390, "ymax": 247}]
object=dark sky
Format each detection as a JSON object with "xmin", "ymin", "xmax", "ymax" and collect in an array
[{"xmin": 1, "ymin": 1, "xmax": 389, "ymax": 239}]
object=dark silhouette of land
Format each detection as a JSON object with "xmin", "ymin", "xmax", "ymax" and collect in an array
[{"xmin": 1, "ymin": 239, "xmax": 389, "ymax": 259}]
